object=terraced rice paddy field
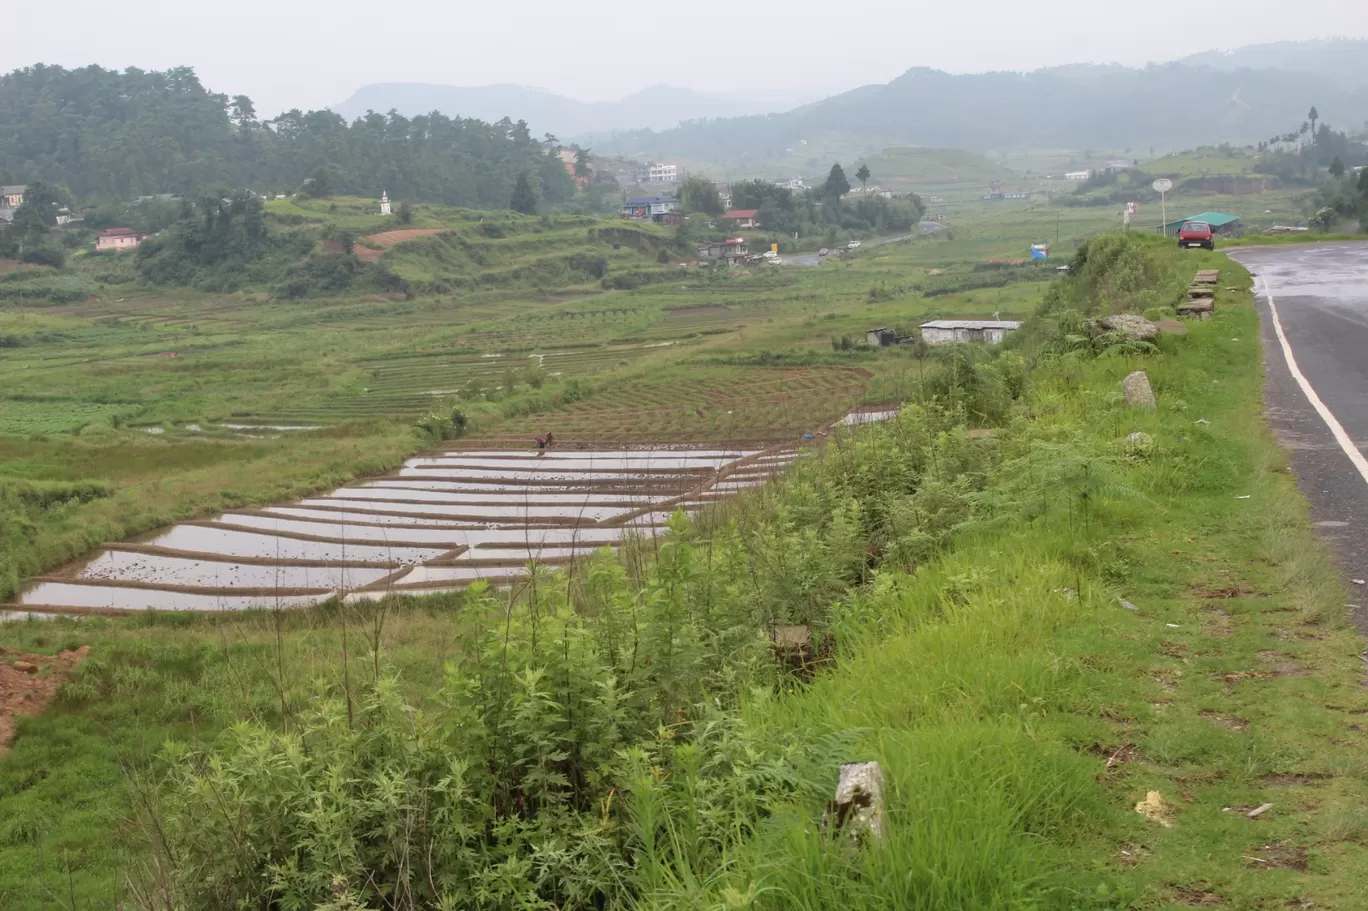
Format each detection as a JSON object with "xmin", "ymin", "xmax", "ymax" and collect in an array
[
  {"xmin": 9, "ymin": 442, "xmax": 801, "ymax": 614},
  {"xmin": 2, "ymin": 207, "xmax": 1061, "ymax": 614}
]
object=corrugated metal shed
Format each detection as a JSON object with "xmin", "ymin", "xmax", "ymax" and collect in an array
[{"xmin": 1163, "ymin": 211, "xmax": 1241, "ymax": 232}]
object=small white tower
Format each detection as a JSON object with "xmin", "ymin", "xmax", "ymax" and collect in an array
[{"xmin": 380, "ymin": 190, "xmax": 392, "ymax": 216}]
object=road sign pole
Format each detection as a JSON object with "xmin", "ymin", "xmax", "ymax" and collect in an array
[{"xmin": 1152, "ymin": 178, "xmax": 1173, "ymax": 237}]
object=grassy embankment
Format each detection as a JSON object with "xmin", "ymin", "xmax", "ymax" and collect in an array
[{"xmin": 3, "ymin": 234, "xmax": 1367, "ymax": 907}]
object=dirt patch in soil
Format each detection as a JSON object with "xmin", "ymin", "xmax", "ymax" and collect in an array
[
  {"xmin": 1200, "ymin": 710, "xmax": 1249, "ymax": 731},
  {"xmin": 1168, "ymin": 884, "xmax": 1226, "ymax": 906},
  {"xmin": 1256, "ymin": 650, "xmax": 1311, "ymax": 677},
  {"xmin": 1, "ymin": 645, "xmax": 89, "ymax": 759},
  {"xmin": 1245, "ymin": 841, "xmax": 1309, "ymax": 871},
  {"xmin": 1192, "ymin": 583, "xmax": 1269, "ymax": 599},
  {"xmin": 1204, "ymin": 607, "xmax": 1234, "ymax": 638},
  {"xmin": 350, "ymin": 229, "xmax": 445, "ymax": 262},
  {"xmin": 1259, "ymin": 772, "xmax": 1332, "ymax": 786},
  {"xmin": 1115, "ymin": 843, "xmax": 1150, "ymax": 865},
  {"xmin": 1088, "ymin": 742, "xmax": 1139, "ymax": 771}
]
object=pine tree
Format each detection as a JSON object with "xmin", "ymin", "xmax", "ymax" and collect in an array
[
  {"xmin": 824, "ymin": 163, "xmax": 851, "ymax": 201},
  {"xmin": 510, "ymin": 171, "xmax": 539, "ymax": 214}
]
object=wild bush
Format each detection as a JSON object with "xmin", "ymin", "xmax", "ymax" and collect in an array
[{"xmin": 132, "ymin": 402, "xmax": 1007, "ymax": 910}]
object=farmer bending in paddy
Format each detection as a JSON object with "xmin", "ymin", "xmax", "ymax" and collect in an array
[{"xmin": 536, "ymin": 432, "xmax": 554, "ymax": 454}]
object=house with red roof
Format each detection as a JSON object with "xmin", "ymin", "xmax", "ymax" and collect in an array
[{"xmin": 720, "ymin": 209, "xmax": 760, "ymax": 228}]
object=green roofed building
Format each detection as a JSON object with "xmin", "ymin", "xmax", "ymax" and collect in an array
[{"xmin": 1163, "ymin": 211, "xmax": 1241, "ymax": 236}]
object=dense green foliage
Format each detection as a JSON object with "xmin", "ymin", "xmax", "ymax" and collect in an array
[
  {"xmin": 726, "ymin": 178, "xmax": 924, "ymax": 237},
  {"xmin": 0, "ymin": 64, "xmax": 575, "ymax": 206}
]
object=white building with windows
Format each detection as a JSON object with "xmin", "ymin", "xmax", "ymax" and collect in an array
[{"xmin": 646, "ymin": 163, "xmax": 678, "ymax": 183}]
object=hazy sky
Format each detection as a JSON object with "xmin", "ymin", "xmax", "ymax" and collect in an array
[{"xmin": 6, "ymin": 0, "xmax": 1368, "ymax": 116}]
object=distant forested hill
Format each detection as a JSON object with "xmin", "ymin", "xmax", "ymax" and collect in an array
[
  {"xmin": 332, "ymin": 83, "xmax": 780, "ymax": 135},
  {"xmin": 1177, "ymin": 39, "xmax": 1368, "ymax": 88},
  {"xmin": 0, "ymin": 64, "xmax": 575, "ymax": 205},
  {"xmin": 603, "ymin": 62, "xmax": 1368, "ymax": 167}
]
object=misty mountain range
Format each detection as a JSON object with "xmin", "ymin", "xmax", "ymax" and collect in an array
[
  {"xmin": 334, "ymin": 39, "xmax": 1368, "ymax": 163},
  {"xmin": 330, "ymin": 83, "xmax": 790, "ymax": 137}
]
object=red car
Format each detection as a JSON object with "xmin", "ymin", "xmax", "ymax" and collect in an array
[{"xmin": 1177, "ymin": 221, "xmax": 1215, "ymax": 250}]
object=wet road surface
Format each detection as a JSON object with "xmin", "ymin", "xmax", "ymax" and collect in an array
[{"xmin": 1227, "ymin": 243, "xmax": 1368, "ymax": 631}]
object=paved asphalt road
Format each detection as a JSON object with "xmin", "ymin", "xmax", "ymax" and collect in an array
[{"xmin": 1227, "ymin": 242, "xmax": 1368, "ymax": 631}]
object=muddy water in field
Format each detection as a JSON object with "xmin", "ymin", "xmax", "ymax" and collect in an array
[
  {"xmin": 72, "ymin": 551, "xmax": 392, "ymax": 589},
  {"xmin": 18, "ymin": 582, "xmax": 322, "ymax": 612},
  {"xmin": 277, "ymin": 503, "xmax": 632, "ymax": 523},
  {"xmin": 310, "ymin": 492, "xmax": 634, "ymax": 508},
  {"xmin": 355, "ymin": 482, "xmax": 675, "ymax": 497},
  {"xmin": 388, "ymin": 565, "xmax": 532, "ymax": 586},
  {"xmin": 9, "ymin": 444, "xmax": 790, "ymax": 612},
  {"xmin": 410, "ymin": 457, "xmax": 745, "ymax": 472},
  {"xmin": 148, "ymin": 526, "xmax": 446, "ymax": 564},
  {"xmin": 217, "ymin": 514, "xmax": 480, "ymax": 545}
]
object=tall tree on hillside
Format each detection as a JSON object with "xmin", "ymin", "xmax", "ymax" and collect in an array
[
  {"xmin": 1307, "ymin": 105, "xmax": 1321, "ymax": 168},
  {"xmin": 510, "ymin": 171, "xmax": 539, "ymax": 214},
  {"xmin": 298, "ymin": 166, "xmax": 334, "ymax": 198},
  {"xmin": 855, "ymin": 164, "xmax": 871, "ymax": 194},
  {"xmin": 574, "ymin": 148, "xmax": 592, "ymax": 181},
  {"xmin": 823, "ymin": 163, "xmax": 851, "ymax": 203},
  {"xmin": 230, "ymin": 95, "xmax": 257, "ymax": 131},
  {"xmin": 681, "ymin": 176, "xmax": 722, "ymax": 215},
  {"xmin": 14, "ymin": 180, "xmax": 67, "ymax": 225}
]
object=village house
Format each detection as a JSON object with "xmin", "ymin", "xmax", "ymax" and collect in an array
[
  {"xmin": 0, "ymin": 184, "xmax": 25, "ymax": 223},
  {"xmin": 96, "ymin": 227, "xmax": 148, "ymax": 252},
  {"xmin": 919, "ymin": 319, "xmax": 1022, "ymax": 346},
  {"xmin": 720, "ymin": 208, "xmax": 760, "ymax": 228},
  {"xmin": 646, "ymin": 163, "xmax": 678, "ymax": 183},
  {"xmin": 620, "ymin": 196, "xmax": 680, "ymax": 222},
  {"xmin": 698, "ymin": 237, "xmax": 749, "ymax": 265},
  {"xmin": 557, "ymin": 150, "xmax": 591, "ymax": 189}
]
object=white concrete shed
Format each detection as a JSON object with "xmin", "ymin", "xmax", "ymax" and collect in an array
[{"xmin": 919, "ymin": 320, "xmax": 1023, "ymax": 346}]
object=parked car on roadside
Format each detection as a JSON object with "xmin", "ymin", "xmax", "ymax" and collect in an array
[
  {"xmin": 818, "ymin": 247, "xmax": 829, "ymax": 257},
  {"xmin": 1177, "ymin": 221, "xmax": 1215, "ymax": 250}
]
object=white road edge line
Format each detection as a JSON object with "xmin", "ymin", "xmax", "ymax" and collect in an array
[{"xmin": 1262, "ymin": 279, "xmax": 1368, "ymax": 485}]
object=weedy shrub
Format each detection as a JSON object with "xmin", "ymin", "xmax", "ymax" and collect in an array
[{"xmin": 128, "ymin": 400, "xmax": 1011, "ymax": 910}]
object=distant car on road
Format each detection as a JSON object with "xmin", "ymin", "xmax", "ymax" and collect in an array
[
  {"xmin": 818, "ymin": 247, "xmax": 829, "ymax": 257},
  {"xmin": 847, "ymin": 241, "xmax": 862, "ymax": 249},
  {"xmin": 1178, "ymin": 221, "xmax": 1215, "ymax": 250}
]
